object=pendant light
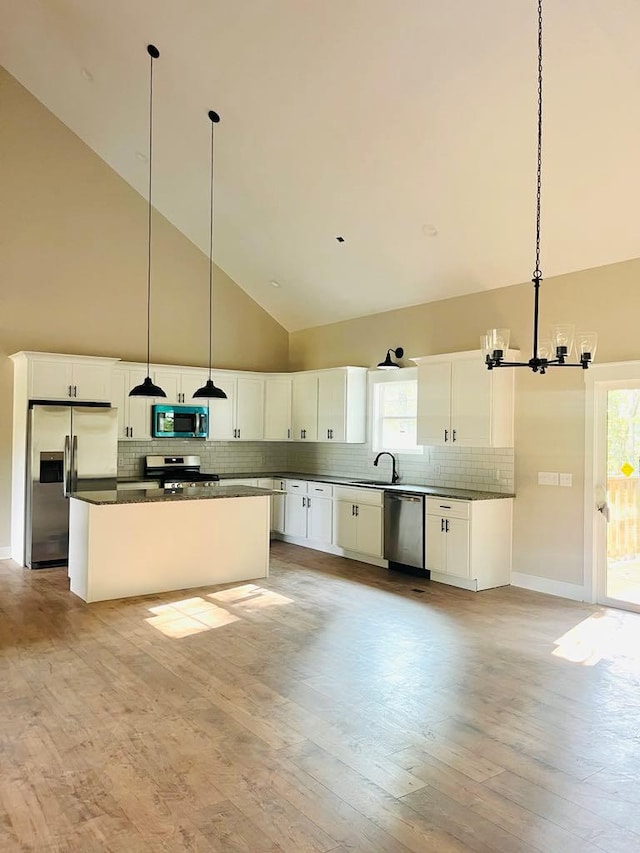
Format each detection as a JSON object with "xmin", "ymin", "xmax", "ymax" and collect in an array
[
  {"xmin": 377, "ymin": 347, "xmax": 404, "ymax": 370},
  {"xmin": 483, "ymin": 0, "xmax": 597, "ymax": 374},
  {"xmin": 130, "ymin": 44, "xmax": 166, "ymax": 398},
  {"xmin": 194, "ymin": 110, "xmax": 227, "ymax": 399}
]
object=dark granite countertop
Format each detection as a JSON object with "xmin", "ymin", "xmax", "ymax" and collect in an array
[
  {"xmin": 71, "ymin": 485, "xmax": 276, "ymax": 506},
  {"xmin": 217, "ymin": 472, "xmax": 514, "ymax": 501}
]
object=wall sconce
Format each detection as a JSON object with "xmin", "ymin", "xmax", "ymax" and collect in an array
[{"xmin": 377, "ymin": 347, "xmax": 404, "ymax": 370}]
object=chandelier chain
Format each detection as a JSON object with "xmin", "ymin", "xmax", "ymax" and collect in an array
[{"xmin": 534, "ymin": 0, "xmax": 543, "ymax": 280}]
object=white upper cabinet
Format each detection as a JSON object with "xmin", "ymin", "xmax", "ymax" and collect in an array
[
  {"xmin": 414, "ymin": 350, "xmax": 516, "ymax": 447},
  {"xmin": 291, "ymin": 373, "xmax": 319, "ymax": 441},
  {"xmin": 21, "ymin": 353, "xmax": 116, "ymax": 402},
  {"xmin": 152, "ymin": 367, "xmax": 209, "ymax": 404},
  {"xmin": 111, "ymin": 364, "xmax": 153, "ymax": 441},
  {"xmin": 207, "ymin": 374, "xmax": 264, "ymax": 441},
  {"xmin": 317, "ymin": 368, "xmax": 366, "ymax": 443},
  {"xmin": 264, "ymin": 376, "xmax": 292, "ymax": 441}
]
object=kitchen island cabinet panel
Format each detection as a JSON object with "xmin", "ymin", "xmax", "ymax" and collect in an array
[{"xmin": 68, "ymin": 492, "xmax": 270, "ymax": 603}]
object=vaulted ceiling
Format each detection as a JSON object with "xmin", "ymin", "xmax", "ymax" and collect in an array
[{"xmin": 1, "ymin": 1, "xmax": 639, "ymax": 331}]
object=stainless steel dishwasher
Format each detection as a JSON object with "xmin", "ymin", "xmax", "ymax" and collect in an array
[{"xmin": 384, "ymin": 491, "xmax": 425, "ymax": 573}]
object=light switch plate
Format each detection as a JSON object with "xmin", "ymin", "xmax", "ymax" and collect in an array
[
  {"xmin": 559, "ymin": 473, "xmax": 573, "ymax": 487},
  {"xmin": 538, "ymin": 471, "xmax": 559, "ymax": 486}
]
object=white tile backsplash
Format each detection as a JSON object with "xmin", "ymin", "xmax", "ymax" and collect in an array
[{"xmin": 118, "ymin": 440, "xmax": 514, "ymax": 493}]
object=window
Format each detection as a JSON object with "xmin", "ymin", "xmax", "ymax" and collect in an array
[{"xmin": 371, "ymin": 369, "xmax": 422, "ymax": 453}]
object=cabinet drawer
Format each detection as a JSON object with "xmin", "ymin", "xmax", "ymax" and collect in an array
[
  {"xmin": 333, "ymin": 486, "xmax": 383, "ymax": 507},
  {"xmin": 426, "ymin": 497, "xmax": 470, "ymax": 519},
  {"xmin": 307, "ymin": 482, "xmax": 333, "ymax": 497},
  {"xmin": 285, "ymin": 479, "xmax": 308, "ymax": 494}
]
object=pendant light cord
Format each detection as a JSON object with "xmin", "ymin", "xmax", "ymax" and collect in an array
[
  {"xmin": 534, "ymin": 0, "xmax": 543, "ymax": 281},
  {"xmin": 531, "ymin": 0, "xmax": 543, "ymax": 360},
  {"xmin": 208, "ymin": 116, "xmax": 215, "ymax": 382},
  {"xmin": 146, "ymin": 48, "xmax": 156, "ymax": 378}
]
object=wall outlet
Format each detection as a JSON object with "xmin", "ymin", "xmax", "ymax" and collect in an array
[
  {"xmin": 538, "ymin": 471, "xmax": 559, "ymax": 486},
  {"xmin": 559, "ymin": 473, "xmax": 573, "ymax": 487}
]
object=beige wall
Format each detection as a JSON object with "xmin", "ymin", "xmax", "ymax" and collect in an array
[
  {"xmin": 0, "ymin": 68, "xmax": 288, "ymax": 549},
  {"xmin": 290, "ymin": 259, "xmax": 640, "ymax": 587}
]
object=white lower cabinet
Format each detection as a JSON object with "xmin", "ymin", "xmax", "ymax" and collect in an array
[
  {"xmin": 332, "ymin": 487, "xmax": 383, "ymax": 558},
  {"xmin": 284, "ymin": 480, "xmax": 333, "ymax": 544},
  {"xmin": 426, "ymin": 497, "xmax": 513, "ymax": 590}
]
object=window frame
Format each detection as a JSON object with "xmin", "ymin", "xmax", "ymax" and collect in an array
[{"xmin": 369, "ymin": 367, "xmax": 423, "ymax": 455}]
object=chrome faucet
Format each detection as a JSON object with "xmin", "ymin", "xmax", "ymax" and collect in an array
[{"xmin": 373, "ymin": 452, "xmax": 399, "ymax": 483}]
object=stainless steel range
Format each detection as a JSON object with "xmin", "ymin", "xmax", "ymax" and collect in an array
[{"xmin": 144, "ymin": 455, "xmax": 220, "ymax": 488}]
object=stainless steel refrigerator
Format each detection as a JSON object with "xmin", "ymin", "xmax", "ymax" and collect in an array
[{"xmin": 26, "ymin": 403, "xmax": 118, "ymax": 568}]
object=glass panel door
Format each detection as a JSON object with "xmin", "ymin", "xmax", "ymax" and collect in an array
[{"xmin": 605, "ymin": 388, "xmax": 640, "ymax": 607}]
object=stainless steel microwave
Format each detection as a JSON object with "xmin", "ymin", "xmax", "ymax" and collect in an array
[{"xmin": 151, "ymin": 405, "xmax": 208, "ymax": 438}]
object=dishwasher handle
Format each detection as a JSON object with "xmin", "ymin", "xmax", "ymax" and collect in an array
[{"xmin": 385, "ymin": 493, "xmax": 422, "ymax": 502}]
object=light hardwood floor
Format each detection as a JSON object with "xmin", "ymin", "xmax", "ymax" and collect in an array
[{"xmin": 2, "ymin": 542, "xmax": 640, "ymax": 852}]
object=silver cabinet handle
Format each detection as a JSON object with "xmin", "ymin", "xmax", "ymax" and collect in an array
[
  {"xmin": 302, "ymin": 497, "xmax": 306, "ymax": 507},
  {"xmin": 307, "ymin": 498, "xmax": 311, "ymax": 508}
]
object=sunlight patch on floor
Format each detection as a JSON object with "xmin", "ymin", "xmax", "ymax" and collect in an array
[
  {"xmin": 208, "ymin": 583, "xmax": 294, "ymax": 610},
  {"xmin": 552, "ymin": 610, "xmax": 640, "ymax": 666},
  {"xmin": 145, "ymin": 596, "xmax": 240, "ymax": 638}
]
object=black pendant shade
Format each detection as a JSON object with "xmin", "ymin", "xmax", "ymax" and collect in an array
[
  {"xmin": 377, "ymin": 347, "xmax": 404, "ymax": 370},
  {"xmin": 129, "ymin": 44, "xmax": 166, "ymax": 398},
  {"xmin": 129, "ymin": 376, "xmax": 166, "ymax": 398},
  {"xmin": 193, "ymin": 379, "xmax": 227, "ymax": 399},
  {"xmin": 194, "ymin": 110, "xmax": 227, "ymax": 400}
]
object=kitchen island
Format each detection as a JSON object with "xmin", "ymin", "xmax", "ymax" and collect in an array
[{"xmin": 68, "ymin": 485, "xmax": 274, "ymax": 603}]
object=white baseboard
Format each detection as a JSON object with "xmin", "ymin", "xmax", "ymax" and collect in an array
[
  {"xmin": 510, "ymin": 571, "xmax": 586, "ymax": 602},
  {"xmin": 0, "ymin": 546, "xmax": 11, "ymax": 560}
]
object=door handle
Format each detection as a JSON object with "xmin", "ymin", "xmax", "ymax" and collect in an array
[
  {"xmin": 287, "ymin": 428, "xmax": 291, "ymax": 439},
  {"xmin": 597, "ymin": 502, "xmax": 610, "ymax": 521},
  {"xmin": 71, "ymin": 435, "xmax": 78, "ymax": 492},
  {"xmin": 68, "ymin": 385, "xmax": 73, "ymax": 398},
  {"xmin": 302, "ymin": 497, "xmax": 306, "ymax": 508},
  {"xmin": 63, "ymin": 435, "xmax": 71, "ymax": 497},
  {"xmin": 445, "ymin": 519, "xmax": 450, "ymax": 532},
  {"xmin": 352, "ymin": 504, "xmax": 355, "ymax": 516},
  {"xmin": 441, "ymin": 518, "xmax": 444, "ymax": 532},
  {"xmin": 444, "ymin": 429, "xmax": 448, "ymax": 442},
  {"xmin": 452, "ymin": 429, "xmax": 456, "ymax": 442},
  {"xmin": 307, "ymin": 498, "xmax": 311, "ymax": 508},
  {"xmin": 355, "ymin": 505, "xmax": 359, "ymax": 517}
]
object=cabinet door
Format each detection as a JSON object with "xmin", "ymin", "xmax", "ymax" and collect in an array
[
  {"xmin": 127, "ymin": 368, "xmax": 153, "ymax": 440},
  {"xmin": 207, "ymin": 375, "xmax": 236, "ymax": 440},
  {"xmin": 425, "ymin": 515, "xmax": 445, "ymax": 573},
  {"xmin": 284, "ymin": 494, "xmax": 308, "ymax": 538},
  {"xmin": 444, "ymin": 517, "xmax": 470, "ymax": 577},
  {"xmin": 307, "ymin": 496, "xmax": 332, "ymax": 544},
  {"xmin": 29, "ymin": 359, "xmax": 73, "ymax": 399},
  {"xmin": 450, "ymin": 359, "xmax": 492, "ymax": 446},
  {"xmin": 71, "ymin": 362, "xmax": 113, "ymax": 402},
  {"xmin": 291, "ymin": 374, "xmax": 318, "ymax": 441},
  {"xmin": 264, "ymin": 377, "xmax": 292, "ymax": 440},
  {"xmin": 180, "ymin": 370, "xmax": 209, "ymax": 402},
  {"xmin": 153, "ymin": 369, "xmax": 182, "ymax": 404},
  {"xmin": 355, "ymin": 504, "xmax": 383, "ymax": 557},
  {"xmin": 417, "ymin": 362, "xmax": 451, "ymax": 445},
  {"xmin": 236, "ymin": 377, "xmax": 265, "ymax": 440},
  {"xmin": 317, "ymin": 370, "xmax": 346, "ymax": 441},
  {"xmin": 333, "ymin": 500, "xmax": 357, "ymax": 550},
  {"xmin": 110, "ymin": 369, "xmax": 130, "ymax": 440}
]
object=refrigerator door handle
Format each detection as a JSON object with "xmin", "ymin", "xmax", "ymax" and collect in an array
[
  {"xmin": 71, "ymin": 434, "xmax": 79, "ymax": 493},
  {"xmin": 63, "ymin": 435, "xmax": 71, "ymax": 497}
]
